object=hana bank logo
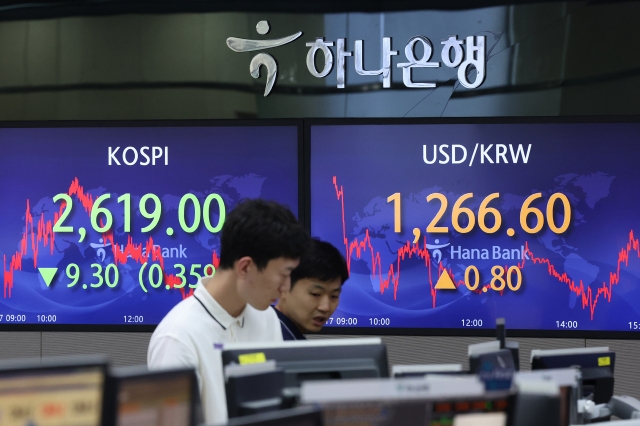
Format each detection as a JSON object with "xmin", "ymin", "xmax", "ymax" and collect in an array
[
  {"xmin": 426, "ymin": 239, "xmax": 450, "ymax": 265},
  {"xmin": 226, "ymin": 20, "xmax": 302, "ymax": 96},
  {"xmin": 227, "ymin": 20, "xmax": 487, "ymax": 97}
]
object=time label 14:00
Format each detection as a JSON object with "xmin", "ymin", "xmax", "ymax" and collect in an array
[{"xmin": 52, "ymin": 192, "xmax": 226, "ymax": 235}]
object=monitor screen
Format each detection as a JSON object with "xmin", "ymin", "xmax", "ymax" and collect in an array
[
  {"xmin": 221, "ymin": 338, "xmax": 389, "ymax": 388},
  {"xmin": 453, "ymin": 412, "xmax": 507, "ymax": 426},
  {"xmin": 320, "ymin": 394, "xmax": 511, "ymax": 426},
  {"xmin": 302, "ymin": 374, "xmax": 512, "ymax": 426},
  {"xmin": 0, "ymin": 359, "xmax": 106, "ymax": 426},
  {"xmin": 530, "ymin": 347, "xmax": 615, "ymax": 371},
  {"xmin": 530, "ymin": 347, "xmax": 615, "ymax": 405},
  {"xmin": 224, "ymin": 406, "xmax": 323, "ymax": 426},
  {"xmin": 391, "ymin": 364, "xmax": 464, "ymax": 378},
  {"xmin": 515, "ymin": 369, "xmax": 580, "ymax": 426},
  {"xmin": 0, "ymin": 123, "xmax": 299, "ymax": 328},
  {"xmin": 112, "ymin": 367, "xmax": 197, "ymax": 426},
  {"xmin": 309, "ymin": 119, "xmax": 640, "ymax": 336}
]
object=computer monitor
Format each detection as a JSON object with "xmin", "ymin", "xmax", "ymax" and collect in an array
[
  {"xmin": 223, "ymin": 362, "xmax": 285, "ymax": 418},
  {"xmin": 531, "ymin": 347, "xmax": 615, "ymax": 404},
  {"xmin": 392, "ymin": 364, "xmax": 464, "ymax": 378},
  {"xmin": 220, "ymin": 338, "xmax": 388, "ymax": 420},
  {"xmin": 224, "ymin": 406, "xmax": 323, "ymax": 426},
  {"xmin": 468, "ymin": 342, "xmax": 516, "ymax": 391},
  {"xmin": 301, "ymin": 376, "xmax": 513, "ymax": 426},
  {"xmin": 221, "ymin": 338, "xmax": 389, "ymax": 388},
  {"xmin": 0, "ymin": 355, "xmax": 109, "ymax": 426},
  {"xmin": 309, "ymin": 119, "xmax": 640, "ymax": 338},
  {"xmin": 514, "ymin": 368, "xmax": 580, "ymax": 426},
  {"xmin": 511, "ymin": 380, "xmax": 562, "ymax": 426},
  {"xmin": 324, "ymin": 398, "xmax": 512, "ymax": 426},
  {"xmin": 108, "ymin": 365, "xmax": 199, "ymax": 426},
  {"xmin": 0, "ymin": 123, "xmax": 300, "ymax": 331}
]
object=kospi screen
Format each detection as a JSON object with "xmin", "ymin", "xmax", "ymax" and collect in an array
[
  {"xmin": 309, "ymin": 119, "xmax": 640, "ymax": 336},
  {"xmin": 0, "ymin": 123, "xmax": 299, "ymax": 329}
]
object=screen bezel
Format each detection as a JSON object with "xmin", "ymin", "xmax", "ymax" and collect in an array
[
  {"xmin": 4, "ymin": 116, "xmax": 640, "ymax": 338},
  {"xmin": 0, "ymin": 119, "xmax": 304, "ymax": 332},
  {"xmin": 0, "ymin": 355, "xmax": 110, "ymax": 426},
  {"xmin": 107, "ymin": 365, "xmax": 200, "ymax": 426},
  {"xmin": 305, "ymin": 115, "xmax": 640, "ymax": 339},
  {"xmin": 224, "ymin": 406, "xmax": 323, "ymax": 426},
  {"xmin": 221, "ymin": 339, "xmax": 390, "ymax": 380}
]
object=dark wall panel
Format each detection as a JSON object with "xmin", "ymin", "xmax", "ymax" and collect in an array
[
  {"xmin": 41, "ymin": 332, "xmax": 150, "ymax": 367},
  {"xmin": 0, "ymin": 332, "xmax": 41, "ymax": 360}
]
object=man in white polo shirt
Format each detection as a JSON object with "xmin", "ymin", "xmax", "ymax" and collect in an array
[{"xmin": 147, "ymin": 199, "xmax": 310, "ymax": 425}]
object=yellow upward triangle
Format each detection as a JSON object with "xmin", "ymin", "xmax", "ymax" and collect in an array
[{"xmin": 434, "ymin": 271, "xmax": 457, "ymax": 290}]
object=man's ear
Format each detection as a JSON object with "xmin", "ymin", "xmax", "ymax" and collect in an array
[{"xmin": 234, "ymin": 256, "xmax": 253, "ymax": 278}]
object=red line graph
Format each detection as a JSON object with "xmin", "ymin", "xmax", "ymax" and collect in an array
[
  {"xmin": 3, "ymin": 177, "xmax": 218, "ymax": 299},
  {"xmin": 523, "ymin": 236, "xmax": 640, "ymax": 319},
  {"xmin": 332, "ymin": 176, "xmax": 640, "ymax": 319}
]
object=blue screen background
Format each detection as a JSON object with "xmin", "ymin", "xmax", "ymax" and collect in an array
[
  {"xmin": 311, "ymin": 123, "xmax": 640, "ymax": 332},
  {"xmin": 0, "ymin": 126, "xmax": 298, "ymax": 325}
]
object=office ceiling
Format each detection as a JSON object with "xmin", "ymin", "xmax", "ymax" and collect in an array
[{"xmin": 0, "ymin": 0, "xmax": 622, "ymax": 20}]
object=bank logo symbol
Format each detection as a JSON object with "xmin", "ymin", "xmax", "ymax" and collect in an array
[
  {"xmin": 226, "ymin": 20, "xmax": 302, "ymax": 97},
  {"xmin": 427, "ymin": 239, "xmax": 450, "ymax": 265},
  {"xmin": 90, "ymin": 237, "xmax": 112, "ymax": 263}
]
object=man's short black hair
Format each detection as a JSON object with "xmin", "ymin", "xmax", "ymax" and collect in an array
[
  {"xmin": 218, "ymin": 199, "xmax": 309, "ymax": 271},
  {"xmin": 290, "ymin": 238, "xmax": 349, "ymax": 287}
]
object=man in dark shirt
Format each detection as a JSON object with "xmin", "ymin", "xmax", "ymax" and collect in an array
[{"xmin": 273, "ymin": 238, "xmax": 349, "ymax": 340}]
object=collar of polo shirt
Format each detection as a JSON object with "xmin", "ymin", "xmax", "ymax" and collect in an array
[{"xmin": 193, "ymin": 285, "xmax": 246, "ymax": 330}]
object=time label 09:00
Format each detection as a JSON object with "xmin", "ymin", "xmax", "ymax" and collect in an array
[
  {"xmin": 0, "ymin": 315, "xmax": 58, "ymax": 322},
  {"xmin": 0, "ymin": 315, "xmax": 27, "ymax": 322}
]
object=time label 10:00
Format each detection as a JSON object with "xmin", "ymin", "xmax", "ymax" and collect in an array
[
  {"xmin": 0, "ymin": 315, "xmax": 59, "ymax": 323},
  {"xmin": 387, "ymin": 192, "xmax": 571, "ymax": 235},
  {"xmin": 52, "ymin": 192, "xmax": 225, "ymax": 235}
]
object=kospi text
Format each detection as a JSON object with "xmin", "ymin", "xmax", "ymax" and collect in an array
[{"xmin": 108, "ymin": 146, "xmax": 169, "ymax": 166}]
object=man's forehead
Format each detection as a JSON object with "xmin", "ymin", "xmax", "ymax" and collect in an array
[
  {"xmin": 268, "ymin": 256, "xmax": 299, "ymax": 269},
  {"xmin": 304, "ymin": 278, "xmax": 342, "ymax": 290}
]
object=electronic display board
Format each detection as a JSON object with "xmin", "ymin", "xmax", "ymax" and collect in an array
[
  {"xmin": 309, "ymin": 119, "xmax": 640, "ymax": 337},
  {"xmin": 0, "ymin": 122, "xmax": 299, "ymax": 329}
]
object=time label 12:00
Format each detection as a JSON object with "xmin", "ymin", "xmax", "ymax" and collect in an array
[{"xmin": 52, "ymin": 192, "xmax": 226, "ymax": 235}]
